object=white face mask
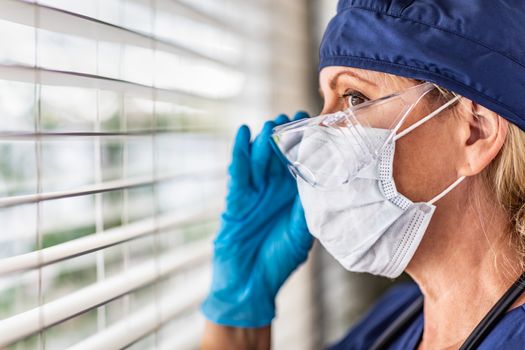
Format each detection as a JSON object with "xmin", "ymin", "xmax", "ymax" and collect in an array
[{"xmin": 296, "ymin": 104, "xmax": 465, "ymax": 278}]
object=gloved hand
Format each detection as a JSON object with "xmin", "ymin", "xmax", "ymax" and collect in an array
[{"xmin": 201, "ymin": 112, "xmax": 314, "ymax": 328}]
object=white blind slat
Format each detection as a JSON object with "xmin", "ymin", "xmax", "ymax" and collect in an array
[
  {"xmin": 0, "ymin": 205, "xmax": 220, "ymax": 275},
  {"xmin": 0, "ymin": 170, "xmax": 224, "ymax": 208},
  {"xmin": 0, "ymin": 64, "xmax": 206, "ymax": 102}
]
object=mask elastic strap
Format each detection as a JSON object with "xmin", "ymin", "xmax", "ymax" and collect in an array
[
  {"xmin": 428, "ymin": 175, "xmax": 466, "ymax": 205},
  {"xmin": 394, "ymin": 95, "xmax": 461, "ymax": 141}
]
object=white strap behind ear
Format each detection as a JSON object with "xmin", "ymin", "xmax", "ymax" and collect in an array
[{"xmin": 428, "ymin": 176, "xmax": 466, "ymax": 205}]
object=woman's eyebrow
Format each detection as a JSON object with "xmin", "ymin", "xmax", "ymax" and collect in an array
[
  {"xmin": 319, "ymin": 70, "xmax": 378, "ymax": 99},
  {"xmin": 330, "ymin": 71, "xmax": 378, "ymax": 90}
]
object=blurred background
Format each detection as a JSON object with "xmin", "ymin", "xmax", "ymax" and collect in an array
[{"xmin": 0, "ymin": 0, "xmax": 401, "ymax": 349}]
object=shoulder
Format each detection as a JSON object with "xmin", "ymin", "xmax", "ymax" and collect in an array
[{"xmin": 327, "ymin": 282, "xmax": 422, "ymax": 350}]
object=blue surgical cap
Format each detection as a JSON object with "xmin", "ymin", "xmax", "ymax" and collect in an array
[{"xmin": 319, "ymin": 0, "xmax": 525, "ymax": 131}]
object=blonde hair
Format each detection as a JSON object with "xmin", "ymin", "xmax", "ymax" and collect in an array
[{"xmin": 483, "ymin": 123, "xmax": 525, "ymax": 268}]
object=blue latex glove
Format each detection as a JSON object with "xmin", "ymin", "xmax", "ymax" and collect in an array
[{"xmin": 201, "ymin": 112, "xmax": 314, "ymax": 328}]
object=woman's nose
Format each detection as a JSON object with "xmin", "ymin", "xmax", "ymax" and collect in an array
[{"xmin": 320, "ymin": 95, "xmax": 341, "ymax": 115}]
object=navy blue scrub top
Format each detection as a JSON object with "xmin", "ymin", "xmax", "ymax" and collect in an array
[{"xmin": 327, "ymin": 283, "xmax": 525, "ymax": 349}]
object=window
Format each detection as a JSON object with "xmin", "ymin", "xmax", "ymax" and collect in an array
[{"xmin": 0, "ymin": 0, "xmax": 315, "ymax": 348}]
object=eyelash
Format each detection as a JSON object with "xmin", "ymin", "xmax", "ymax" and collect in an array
[{"xmin": 341, "ymin": 90, "xmax": 369, "ymax": 107}]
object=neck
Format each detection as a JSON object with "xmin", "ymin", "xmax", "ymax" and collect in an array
[{"xmin": 406, "ymin": 177, "xmax": 525, "ymax": 350}]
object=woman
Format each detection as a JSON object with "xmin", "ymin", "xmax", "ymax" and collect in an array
[{"xmin": 201, "ymin": 0, "xmax": 525, "ymax": 349}]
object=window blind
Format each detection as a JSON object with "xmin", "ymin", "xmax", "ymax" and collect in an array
[{"xmin": 0, "ymin": 0, "xmax": 317, "ymax": 349}]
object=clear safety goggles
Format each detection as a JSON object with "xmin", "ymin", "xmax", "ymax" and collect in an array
[{"xmin": 271, "ymin": 82, "xmax": 459, "ymax": 189}]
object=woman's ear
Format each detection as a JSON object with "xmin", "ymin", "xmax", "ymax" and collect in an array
[{"xmin": 456, "ymin": 100, "xmax": 508, "ymax": 176}]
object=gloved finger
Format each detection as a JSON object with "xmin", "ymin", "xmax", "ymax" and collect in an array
[
  {"xmin": 268, "ymin": 144, "xmax": 288, "ymax": 178},
  {"xmin": 292, "ymin": 111, "xmax": 310, "ymax": 121},
  {"xmin": 289, "ymin": 196, "xmax": 314, "ymax": 254},
  {"xmin": 250, "ymin": 120, "xmax": 277, "ymax": 190},
  {"xmin": 274, "ymin": 114, "xmax": 290, "ymax": 125},
  {"xmin": 228, "ymin": 125, "xmax": 251, "ymax": 190}
]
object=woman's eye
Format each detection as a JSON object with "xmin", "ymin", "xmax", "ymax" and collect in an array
[{"xmin": 342, "ymin": 90, "xmax": 369, "ymax": 107}]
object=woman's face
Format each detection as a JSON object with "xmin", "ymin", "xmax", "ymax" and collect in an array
[{"xmin": 318, "ymin": 66, "xmax": 462, "ymax": 203}]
